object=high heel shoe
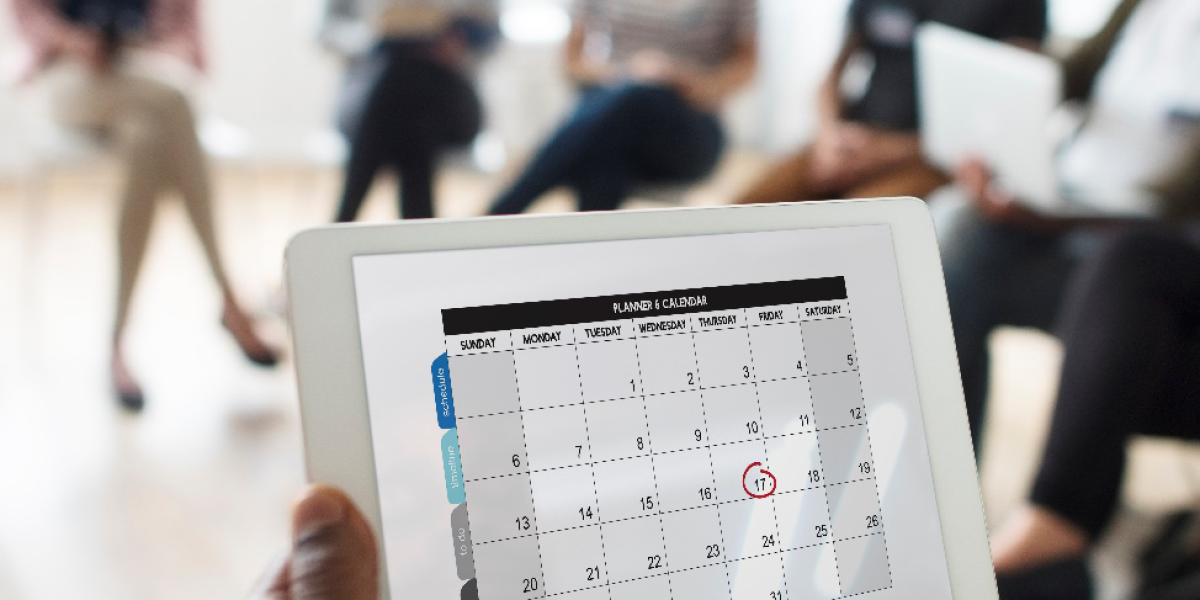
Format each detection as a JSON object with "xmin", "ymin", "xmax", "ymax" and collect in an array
[
  {"xmin": 221, "ymin": 308, "xmax": 280, "ymax": 368},
  {"xmin": 115, "ymin": 384, "xmax": 146, "ymax": 413},
  {"xmin": 112, "ymin": 354, "xmax": 146, "ymax": 413}
]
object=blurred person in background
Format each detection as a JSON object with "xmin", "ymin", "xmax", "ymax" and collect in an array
[
  {"xmin": 944, "ymin": 0, "xmax": 1200, "ymax": 453},
  {"xmin": 986, "ymin": 231, "xmax": 1200, "ymax": 600},
  {"xmin": 12, "ymin": 0, "xmax": 278, "ymax": 413},
  {"xmin": 321, "ymin": 0, "xmax": 499, "ymax": 222},
  {"xmin": 487, "ymin": 0, "xmax": 758, "ymax": 215},
  {"xmin": 735, "ymin": 0, "xmax": 1046, "ymax": 205}
]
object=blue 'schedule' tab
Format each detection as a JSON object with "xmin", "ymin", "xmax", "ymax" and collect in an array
[
  {"xmin": 432, "ymin": 352, "xmax": 456, "ymax": 429},
  {"xmin": 442, "ymin": 429, "xmax": 466, "ymax": 505}
]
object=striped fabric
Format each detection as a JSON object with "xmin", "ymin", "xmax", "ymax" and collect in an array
[{"xmin": 572, "ymin": 0, "xmax": 757, "ymax": 69}]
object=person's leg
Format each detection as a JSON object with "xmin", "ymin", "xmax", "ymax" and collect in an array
[
  {"xmin": 571, "ymin": 85, "xmax": 724, "ymax": 211},
  {"xmin": 844, "ymin": 157, "xmax": 950, "ymax": 200},
  {"xmin": 48, "ymin": 65, "xmax": 168, "ymax": 406},
  {"xmin": 734, "ymin": 147, "xmax": 832, "ymax": 204},
  {"xmin": 991, "ymin": 232, "xmax": 1200, "ymax": 572},
  {"xmin": 387, "ymin": 55, "xmax": 481, "ymax": 219},
  {"xmin": 334, "ymin": 50, "xmax": 401, "ymax": 223},
  {"xmin": 631, "ymin": 89, "xmax": 724, "ymax": 183},
  {"xmin": 336, "ymin": 139, "xmax": 389, "ymax": 223},
  {"xmin": 108, "ymin": 112, "xmax": 167, "ymax": 407},
  {"xmin": 939, "ymin": 205, "xmax": 1080, "ymax": 449},
  {"xmin": 394, "ymin": 149, "xmax": 437, "ymax": 220},
  {"xmin": 112, "ymin": 74, "xmax": 276, "ymax": 364},
  {"xmin": 489, "ymin": 84, "xmax": 666, "ymax": 215}
]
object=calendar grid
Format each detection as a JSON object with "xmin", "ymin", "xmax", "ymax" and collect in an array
[
  {"xmin": 629, "ymin": 328, "xmax": 676, "ymax": 600},
  {"xmin": 799, "ymin": 316, "xmax": 842, "ymax": 598},
  {"xmin": 687, "ymin": 324, "xmax": 735, "ymax": 600},
  {"xmin": 569, "ymin": 334, "xmax": 615, "ymax": 600},
  {"xmin": 462, "ymin": 426, "xmax": 874, "ymax": 486},
  {"xmin": 471, "ymin": 482, "xmax": 882, "ymax": 545},
  {"xmin": 528, "ymin": 532, "xmax": 889, "ymax": 597},
  {"xmin": 445, "ymin": 279, "xmax": 894, "ymax": 600},
  {"xmin": 506, "ymin": 329, "xmax": 549, "ymax": 598},
  {"xmin": 843, "ymin": 300, "xmax": 895, "ymax": 589},
  {"xmin": 455, "ymin": 368, "xmax": 864, "ymax": 422},
  {"xmin": 742, "ymin": 307, "xmax": 792, "ymax": 600}
]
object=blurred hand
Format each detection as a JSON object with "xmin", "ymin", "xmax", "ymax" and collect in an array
[
  {"xmin": 810, "ymin": 122, "xmax": 877, "ymax": 189},
  {"xmin": 62, "ymin": 33, "xmax": 109, "ymax": 73},
  {"xmin": 811, "ymin": 122, "xmax": 924, "ymax": 191},
  {"xmin": 670, "ymin": 66, "xmax": 726, "ymax": 112},
  {"xmin": 956, "ymin": 157, "xmax": 1030, "ymax": 223},
  {"xmin": 248, "ymin": 486, "xmax": 378, "ymax": 600},
  {"xmin": 429, "ymin": 32, "xmax": 470, "ymax": 69},
  {"xmin": 628, "ymin": 50, "xmax": 678, "ymax": 84}
]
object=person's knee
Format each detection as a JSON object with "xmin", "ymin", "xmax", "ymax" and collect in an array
[
  {"xmin": 1090, "ymin": 231, "xmax": 1178, "ymax": 285},
  {"xmin": 136, "ymin": 81, "xmax": 196, "ymax": 128},
  {"xmin": 583, "ymin": 83, "xmax": 665, "ymax": 122}
]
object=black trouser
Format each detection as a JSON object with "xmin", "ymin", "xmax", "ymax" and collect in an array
[
  {"xmin": 488, "ymin": 83, "xmax": 724, "ymax": 215},
  {"xmin": 1030, "ymin": 230, "xmax": 1200, "ymax": 538},
  {"xmin": 940, "ymin": 205, "xmax": 1101, "ymax": 449},
  {"xmin": 335, "ymin": 41, "xmax": 481, "ymax": 222}
]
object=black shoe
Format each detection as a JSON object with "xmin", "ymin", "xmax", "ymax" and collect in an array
[
  {"xmin": 115, "ymin": 385, "xmax": 145, "ymax": 413},
  {"xmin": 220, "ymin": 313, "xmax": 280, "ymax": 368},
  {"xmin": 241, "ymin": 346, "xmax": 279, "ymax": 368},
  {"xmin": 996, "ymin": 557, "xmax": 1092, "ymax": 600}
]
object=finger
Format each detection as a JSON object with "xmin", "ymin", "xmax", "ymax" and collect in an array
[
  {"xmin": 246, "ymin": 548, "xmax": 292, "ymax": 600},
  {"xmin": 288, "ymin": 486, "xmax": 379, "ymax": 600}
]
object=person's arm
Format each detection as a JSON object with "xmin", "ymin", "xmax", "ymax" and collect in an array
[
  {"xmin": 671, "ymin": 34, "xmax": 757, "ymax": 111},
  {"xmin": 564, "ymin": 22, "xmax": 618, "ymax": 86},
  {"xmin": 1154, "ymin": 144, "xmax": 1200, "ymax": 221},
  {"xmin": 956, "ymin": 158, "xmax": 1137, "ymax": 232},
  {"xmin": 11, "ymin": 0, "xmax": 104, "ymax": 67},
  {"xmin": 149, "ymin": 0, "xmax": 206, "ymax": 72},
  {"xmin": 816, "ymin": 32, "xmax": 862, "ymax": 131},
  {"xmin": 1060, "ymin": 0, "xmax": 1140, "ymax": 101}
]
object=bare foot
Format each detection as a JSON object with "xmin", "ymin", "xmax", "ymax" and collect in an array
[
  {"xmin": 221, "ymin": 302, "xmax": 279, "ymax": 367},
  {"xmin": 991, "ymin": 505, "xmax": 1089, "ymax": 574},
  {"xmin": 112, "ymin": 348, "xmax": 145, "ymax": 412}
]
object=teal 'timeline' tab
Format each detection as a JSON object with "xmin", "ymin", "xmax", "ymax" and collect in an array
[
  {"xmin": 432, "ymin": 352, "xmax": 457, "ymax": 429},
  {"xmin": 441, "ymin": 429, "xmax": 466, "ymax": 504}
]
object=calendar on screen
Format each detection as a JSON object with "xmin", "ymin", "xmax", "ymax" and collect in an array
[
  {"xmin": 438, "ymin": 278, "xmax": 890, "ymax": 600},
  {"xmin": 352, "ymin": 225, "xmax": 954, "ymax": 600}
]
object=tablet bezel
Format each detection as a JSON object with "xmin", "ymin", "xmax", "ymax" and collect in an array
[{"xmin": 285, "ymin": 198, "xmax": 994, "ymax": 600}]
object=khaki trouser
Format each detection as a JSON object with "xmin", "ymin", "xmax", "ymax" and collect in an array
[
  {"xmin": 42, "ymin": 53, "xmax": 229, "ymax": 339},
  {"xmin": 736, "ymin": 144, "xmax": 950, "ymax": 205}
]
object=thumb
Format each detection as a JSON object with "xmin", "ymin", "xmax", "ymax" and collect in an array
[{"xmin": 287, "ymin": 486, "xmax": 379, "ymax": 600}]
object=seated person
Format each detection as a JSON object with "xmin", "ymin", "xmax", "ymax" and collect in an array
[
  {"xmin": 987, "ymin": 230, "xmax": 1200, "ymax": 599},
  {"xmin": 943, "ymin": 0, "xmax": 1200, "ymax": 448},
  {"xmin": 735, "ymin": 0, "xmax": 1046, "ymax": 205},
  {"xmin": 13, "ymin": 0, "xmax": 277, "ymax": 412},
  {"xmin": 487, "ymin": 0, "xmax": 758, "ymax": 215},
  {"xmin": 322, "ymin": 0, "xmax": 499, "ymax": 222}
]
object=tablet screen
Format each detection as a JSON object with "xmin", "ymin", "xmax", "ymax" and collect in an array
[{"xmin": 351, "ymin": 225, "xmax": 954, "ymax": 600}]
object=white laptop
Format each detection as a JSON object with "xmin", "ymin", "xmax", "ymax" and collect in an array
[
  {"xmin": 287, "ymin": 201, "xmax": 997, "ymax": 600},
  {"xmin": 916, "ymin": 23, "xmax": 1096, "ymax": 215}
]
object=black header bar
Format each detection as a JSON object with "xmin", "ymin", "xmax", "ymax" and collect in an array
[{"xmin": 441, "ymin": 277, "xmax": 846, "ymax": 336}]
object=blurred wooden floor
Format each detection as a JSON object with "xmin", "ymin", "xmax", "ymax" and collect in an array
[{"xmin": 0, "ymin": 160, "xmax": 1197, "ymax": 600}]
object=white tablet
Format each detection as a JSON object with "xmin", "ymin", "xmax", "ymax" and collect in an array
[
  {"xmin": 916, "ymin": 23, "xmax": 1068, "ymax": 213},
  {"xmin": 286, "ymin": 199, "xmax": 993, "ymax": 600}
]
